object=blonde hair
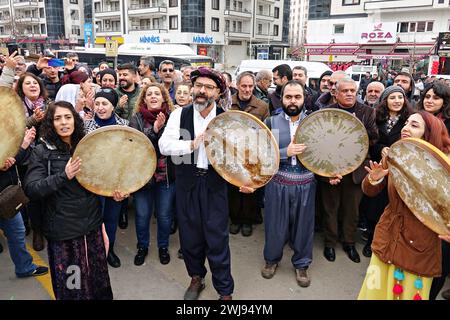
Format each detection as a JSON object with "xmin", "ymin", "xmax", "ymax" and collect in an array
[{"xmin": 133, "ymin": 82, "xmax": 174, "ymax": 115}]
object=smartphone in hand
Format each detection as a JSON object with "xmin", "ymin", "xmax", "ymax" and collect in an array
[{"xmin": 48, "ymin": 58, "xmax": 65, "ymax": 67}]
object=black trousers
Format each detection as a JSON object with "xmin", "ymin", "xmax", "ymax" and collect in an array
[
  {"xmin": 228, "ymin": 184, "xmax": 262, "ymax": 225},
  {"xmin": 321, "ymin": 175, "xmax": 363, "ymax": 247},
  {"xmin": 176, "ymin": 175, "xmax": 234, "ymax": 296}
]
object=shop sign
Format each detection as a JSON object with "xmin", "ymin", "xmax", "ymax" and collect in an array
[
  {"xmin": 359, "ymin": 23, "xmax": 397, "ymax": 44},
  {"xmin": 139, "ymin": 35, "xmax": 161, "ymax": 44},
  {"xmin": 193, "ymin": 35, "xmax": 214, "ymax": 44}
]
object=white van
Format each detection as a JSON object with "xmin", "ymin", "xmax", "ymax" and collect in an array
[
  {"xmin": 345, "ymin": 65, "xmax": 378, "ymax": 88},
  {"xmin": 235, "ymin": 59, "xmax": 332, "ymax": 90}
]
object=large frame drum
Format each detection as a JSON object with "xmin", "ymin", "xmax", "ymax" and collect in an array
[
  {"xmin": 204, "ymin": 110, "xmax": 279, "ymax": 189},
  {"xmin": 73, "ymin": 126, "xmax": 157, "ymax": 196},
  {"xmin": 294, "ymin": 108, "xmax": 369, "ymax": 177},
  {"xmin": 388, "ymin": 138, "xmax": 450, "ymax": 236},
  {"xmin": 0, "ymin": 87, "xmax": 26, "ymax": 166}
]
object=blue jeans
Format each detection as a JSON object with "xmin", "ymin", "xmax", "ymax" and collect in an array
[
  {"xmin": 99, "ymin": 196, "xmax": 122, "ymax": 246},
  {"xmin": 0, "ymin": 213, "xmax": 37, "ymax": 276},
  {"xmin": 133, "ymin": 181, "xmax": 175, "ymax": 249}
]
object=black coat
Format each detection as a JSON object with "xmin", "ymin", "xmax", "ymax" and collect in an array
[
  {"xmin": 370, "ymin": 118, "xmax": 406, "ymax": 162},
  {"xmin": 0, "ymin": 148, "xmax": 29, "ymax": 193},
  {"xmin": 24, "ymin": 143, "xmax": 102, "ymax": 241}
]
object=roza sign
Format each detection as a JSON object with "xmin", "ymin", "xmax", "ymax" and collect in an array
[{"xmin": 360, "ymin": 23, "xmax": 395, "ymax": 44}]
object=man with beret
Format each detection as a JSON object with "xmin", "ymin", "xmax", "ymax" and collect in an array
[{"xmin": 159, "ymin": 67, "xmax": 249, "ymax": 300}]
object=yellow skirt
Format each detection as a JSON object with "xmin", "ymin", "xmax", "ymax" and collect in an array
[{"xmin": 358, "ymin": 254, "xmax": 432, "ymax": 300}]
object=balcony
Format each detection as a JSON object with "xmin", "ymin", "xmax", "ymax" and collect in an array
[
  {"xmin": 0, "ymin": 0, "xmax": 9, "ymax": 9},
  {"xmin": 255, "ymin": 32, "xmax": 273, "ymax": 40},
  {"xmin": 364, "ymin": 0, "xmax": 433, "ymax": 11},
  {"xmin": 226, "ymin": 29, "xmax": 251, "ymax": 39},
  {"xmin": 94, "ymin": 7, "xmax": 121, "ymax": 18},
  {"xmin": 256, "ymin": 13, "xmax": 275, "ymax": 22},
  {"xmin": 15, "ymin": 17, "xmax": 43, "ymax": 24},
  {"xmin": 258, "ymin": 0, "xmax": 275, "ymax": 4},
  {"xmin": 96, "ymin": 27, "xmax": 122, "ymax": 36},
  {"xmin": 13, "ymin": 0, "xmax": 39, "ymax": 8},
  {"xmin": 0, "ymin": 17, "xmax": 11, "ymax": 24},
  {"xmin": 128, "ymin": 4, "xmax": 167, "ymax": 16},
  {"xmin": 129, "ymin": 26, "xmax": 168, "ymax": 33},
  {"xmin": 224, "ymin": 8, "xmax": 252, "ymax": 19}
]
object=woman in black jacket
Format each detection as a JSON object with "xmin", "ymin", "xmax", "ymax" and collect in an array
[
  {"xmin": 24, "ymin": 101, "xmax": 126, "ymax": 300},
  {"xmin": 0, "ymin": 127, "xmax": 48, "ymax": 278}
]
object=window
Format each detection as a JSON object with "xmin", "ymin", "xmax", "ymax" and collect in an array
[
  {"xmin": 448, "ymin": 19, "xmax": 450, "ymax": 31},
  {"xmin": 259, "ymin": 5, "xmax": 263, "ymax": 15},
  {"xmin": 212, "ymin": 0, "xmax": 219, "ymax": 10},
  {"xmin": 274, "ymin": 7, "xmax": 279, "ymax": 19},
  {"xmin": 69, "ymin": 0, "xmax": 78, "ymax": 3},
  {"xmin": 273, "ymin": 24, "xmax": 279, "ymax": 36},
  {"xmin": 438, "ymin": 0, "xmax": 444, "ymax": 3},
  {"xmin": 409, "ymin": 22, "xmax": 416, "ymax": 32},
  {"xmin": 417, "ymin": 21, "xmax": 426, "ymax": 32},
  {"xmin": 333, "ymin": 24, "xmax": 344, "ymax": 34},
  {"xmin": 169, "ymin": 0, "xmax": 178, "ymax": 7},
  {"xmin": 211, "ymin": 17, "xmax": 219, "ymax": 32},
  {"xmin": 426, "ymin": 21, "xmax": 434, "ymax": 32},
  {"xmin": 258, "ymin": 24, "xmax": 262, "ymax": 34},
  {"xmin": 169, "ymin": 15, "xmax": 178, "ymax": 29},
  {"xmin": 399, "ymin": 22, "xmax": 408, "ymax": 33},
  {"xmin": 342, "ymin": 0, "xmax": 360, "ymax": 5},
  {"xmin": 70, "ymin": 10, "xmax": 79, "ymax": 20},
  {"xmin": 225, "ymin": 19, "xmax": 230, "ymax": 32},
  {"xmin": 71, "ymin": 26, "xmax": 80, "ymax": 36}
]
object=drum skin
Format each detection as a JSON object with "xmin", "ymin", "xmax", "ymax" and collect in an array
[
  {"xmin": 294, "ymin": 108, "xmax": 369, "ymax": 177},
  {"xmin": 0, "ymin": 87, "xmax": 26, "ymax": 166},
  {"xmin": 73, "ymin": 126, "xmax": 157, "ymax": 196},
  {"xmin": 204, "ymin": 110, "xmax": 279, "ymax": 189},
  {"xmin": 388, "ymin": 138, "xmax": 450, "ymax": 236}
]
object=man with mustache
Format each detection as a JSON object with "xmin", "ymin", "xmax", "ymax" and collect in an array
[
  {"xmin": 261, "ymin": 80, "xmax": 316, "ymax": 287},
  {"xmin": 159, "ymin": 67, "xmax": 251, "ymax": 300},
  {"xmin": 228, "ymin": 71, "xmax": 269, "ymax": 237},
  {"xmin": 115, "ymin": 63, "xmax": 141, "ymax": 121},
  {"xmin": 321, "ymin": 78, "xmax": 378, "ymax": 264}
]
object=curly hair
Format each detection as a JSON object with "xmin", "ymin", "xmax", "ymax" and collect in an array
[
  {"xmin": 417, "ymin": 82, "xmax": 450, "ymax": 119},
  {"xmin": 133, "ymin": 82, "xmax": 174, "ymax": 115},
  {"xmin": 39, "ymin": 101, "xmax": 85, "ymax": 153},
  {"xmin": 375, "ymin": 91, "xmax": 412, "ymax": 125},
  {"xmin": 16, "ymin": 72, "xmax": 48, "ymax": 101}
]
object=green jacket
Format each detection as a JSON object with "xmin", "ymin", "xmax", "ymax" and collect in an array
[{"xmin": 115, "ymin": 86, "xmax": 141, "ymax": 121}]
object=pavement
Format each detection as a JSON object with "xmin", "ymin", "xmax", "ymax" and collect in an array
[{"xmin": 1, "ymin": 209, "xmax": 449, "ymax": 300}]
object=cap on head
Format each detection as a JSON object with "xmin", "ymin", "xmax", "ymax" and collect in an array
[{"xmin": 190, "ymin": 67, "xmax": 227, "ymax": 95}]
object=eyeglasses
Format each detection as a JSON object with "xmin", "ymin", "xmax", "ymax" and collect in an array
[
  {"xmin": 161, "ymin": 68, "xmax": 174, "ymax": 73},
  {"xmin": 193, "ymin": 82, "xmax": 218, "ymax": 91}
]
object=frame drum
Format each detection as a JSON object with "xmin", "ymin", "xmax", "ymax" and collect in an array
[
  {"xmin": 388, "ymin": 138, "xmax": 450, "ymax": 236},
  {"xmin": 73, "ymin": 126, "xmax": 157, "ymax": 196},
  {"xmin": 0, "ymin": 87, "xmax": 26, "ymax": 166},
  {"xmin": 204, "ymin": 110, "xmax": 279, "ymax": 189},
  {"xmin": 294, "ymin": 109, "xmax": 369, "ymax": 177}
]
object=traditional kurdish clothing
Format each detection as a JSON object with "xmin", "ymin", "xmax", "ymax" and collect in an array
[{"xmin": 263, "ymin": 111, "xmax": 316, "ymax": 269}]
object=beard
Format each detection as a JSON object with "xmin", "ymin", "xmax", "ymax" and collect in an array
[
  {"xmin": 119, "ymin": 79, "xmax": 132, "ymax": 89},
  {"xmin": 193, "ymin": 92, "xmax": 214, "ymax": 112},
  {"xmin": 282, "ymin": 103, "xmax": 303, "ymax": 117}
]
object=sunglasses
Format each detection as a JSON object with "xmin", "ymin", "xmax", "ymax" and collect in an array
[
  {"xmin": 161, "ymin": 68, "xmax": 174, "ymax": 73},
  {"xmin": 98, "ymin": 88, "xmax": 113, "ymax": 93}
]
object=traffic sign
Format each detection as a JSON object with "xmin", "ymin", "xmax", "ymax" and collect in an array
[{"xmin": 105, "ymin": 40, "xmax": 118, "ymax": 57}]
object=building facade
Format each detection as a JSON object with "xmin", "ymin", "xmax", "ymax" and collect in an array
[
  {"xmin": 0, "ymin": 0, "xmax": 85, "ymax": 51},
  {"xmin": 92, "ymin": 0, "xmax": 290, "ymax": 68},
  {"xmin": 305, "ymin": 0, "xmax": 450, "ymax": 67},
  {"xmin": 288, "ymin": 0, "xmax": 308, "ymax": 53}
]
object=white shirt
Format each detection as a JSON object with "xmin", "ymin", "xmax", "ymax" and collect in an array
[
  {"xmin": 159, "ymin": 104, "xmax": 217, "ymax": 170},
  {"xmin": 285, "ymin": 113, "xmax": 301, "ymax": 166}
]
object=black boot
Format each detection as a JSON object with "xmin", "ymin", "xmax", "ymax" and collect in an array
[{"xmin": 107, "ymin": 244, "xmax": 121, "ymax": 268}]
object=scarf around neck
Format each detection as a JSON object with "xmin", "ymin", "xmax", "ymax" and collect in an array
[
  {"xmin": 139, "ymin": 102, "xmax": 168, "ymax": 125},
  {"xmin": 94, "ymin": 113, "xmax": 117, "ymax": 127}
]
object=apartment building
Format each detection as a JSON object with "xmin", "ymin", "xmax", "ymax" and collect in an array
[
  {"xmin": 305, "ymin": 0, "xmax": 450, "ymax": 65},
  {"xmin": 92, "ymin": 0, "xmax": 290, "ymax": 68},
  {"xmin": 0, "ymin": 0, "xmax": 86, "ymax": 52},
  {"xmin": 288, "ymin": 0, "xmax": 308, "ymax": 50}
]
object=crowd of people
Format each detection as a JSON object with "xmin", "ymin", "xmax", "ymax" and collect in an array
[{"xmin": 0, "ymin": 49, "xmax": 450, "ymax": 300}]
